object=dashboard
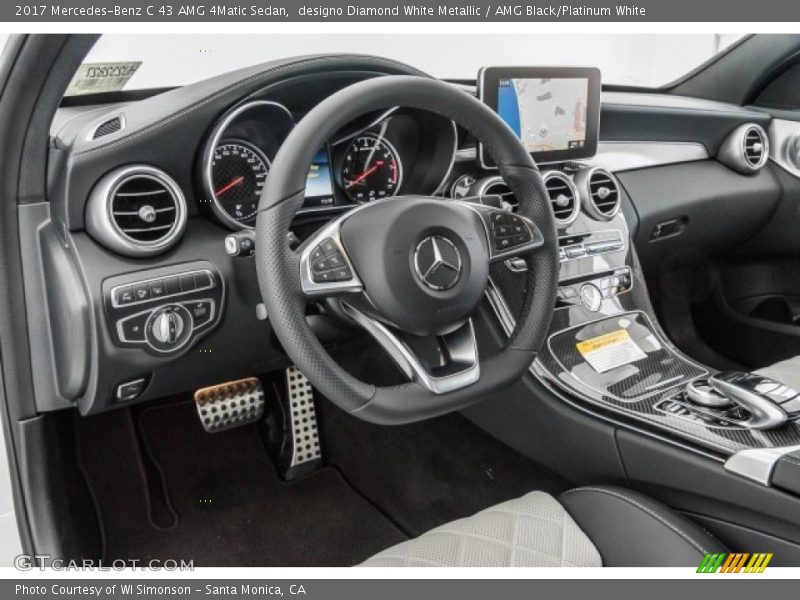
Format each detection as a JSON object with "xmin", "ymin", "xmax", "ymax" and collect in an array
[{"xmin": 34, "ymin": 54, "xmax": 780, "ymax": 418}]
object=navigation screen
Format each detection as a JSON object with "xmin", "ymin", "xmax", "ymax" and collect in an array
[
  {"xmin": 304, "ymin": 147, "xmax": 335, "ymax": 208},
  {"xmin": 479, "ymin": 67, "xmax": 600, "ymax": 167},
  {"xmin": 497, "ymin": 77, "xmax": 588, "ymax": 153}
]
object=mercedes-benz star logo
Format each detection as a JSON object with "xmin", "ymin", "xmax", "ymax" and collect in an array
[{"xmin": 414, "ymin": 235, "xmax": 462, "ymax": 291}]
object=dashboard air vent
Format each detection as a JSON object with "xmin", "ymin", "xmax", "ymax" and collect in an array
[
  {"xmin": 86, "ymin": 166, "xmax": 187, "ymax": 257},
  {"xmin": 718, "ymin": 123, "xmax": 769, "ymax": 175},
  {"xmin": 576, "ymin": 167, "xmax": 621, "ymax": 221},
  {"xmin": 743, "ymin": 126, "xmax": 767, "ymax": 169},
  {"xmin": 92, "ymin": 116, "xmax": 123, "ymax": 139},
  {"xmin": 542, "ymin": 171, "xmax": 580, "ymax": 227}
]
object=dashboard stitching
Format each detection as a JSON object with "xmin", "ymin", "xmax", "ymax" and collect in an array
[{"xmin": 73, "ymin": 55, "xmax": 429, "ymax": 158}]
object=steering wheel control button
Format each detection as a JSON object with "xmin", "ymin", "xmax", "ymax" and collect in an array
[
  {"xmin": 414, "ymin": 235, "xmax": 463, "ymax": 291},
  {"xmin": 310, "ymin": 239, "xmax": 354, "ymax": 283},
  {"xmin": 488, "ymin": 210, "xmax": 533, "ymax": 253},
  {"xmin": 579, "ymin": 283, "xmax": 603, "ymax": 312}
]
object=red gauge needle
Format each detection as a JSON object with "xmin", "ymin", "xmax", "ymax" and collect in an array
[
  {"xmin": 346, "ymin": 160, "xmax": 384, "ymax": 188},
  {"xmin": 214, "ymin": 176, "xmax": 245, "ymax": 197}
]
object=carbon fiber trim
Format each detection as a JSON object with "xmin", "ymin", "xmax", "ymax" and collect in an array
[{"xmin": 488, "ymin": 207, "xmax": 800, "ymax": 455}]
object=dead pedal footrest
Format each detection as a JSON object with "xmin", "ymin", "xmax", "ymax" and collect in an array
[{"xmin": 194, "ymin": 377, "xmax": 265, "ymax": 433}]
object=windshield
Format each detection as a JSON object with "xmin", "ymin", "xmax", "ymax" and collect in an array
[{"xmin": 69, "ymin": 33, "xmax": 745, "ymax": 96}]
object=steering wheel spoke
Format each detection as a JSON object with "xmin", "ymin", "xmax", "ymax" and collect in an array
[
  {"xmin": 299, "ymin": 213, "xmax": 364, "ymax": 297},
  {"xmin": 459, "ymin": 200, "xmax": 545, "ymax": 263},
  {"xmin": 341, "ymin": 302, "xmax": 480, "ymax": 395}
]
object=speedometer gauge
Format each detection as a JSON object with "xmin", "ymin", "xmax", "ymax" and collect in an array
[
  {"xmin": 209, "ymin": 141, "xmax": 269, "ymax": 227},
  {"xmin": 341, "ymin": 133, "xmax": 402, "ymax": 202}
]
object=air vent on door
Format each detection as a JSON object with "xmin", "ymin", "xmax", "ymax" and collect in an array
[
  {"xmin": 718, "ymin": 123, "xmax": 769, "ymax": 175},
  {"xmin": 473, "ymin": 176, "xmax": 516, "ymax": 211},
  {"xmin": 575, "ymin": 167, "xmax": 621, "ymax": 221},
  {"xmin": 86, "ymin": 166, "xmax": 187, "ymax": 257},
  {"xmin": 92, "ymin": 116, "xmax": 123, "ymax": 139},
  {"xmin": 542, "ymin": 171, "xmax": 580, "ymax": 227}
]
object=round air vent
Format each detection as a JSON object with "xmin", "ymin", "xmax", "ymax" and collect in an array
[
  {"xmin": 472, "ymin": 175, "xmax": 516, "ymax": 211},
  {"xmin": 575, "ymin": 167, "xmax": 621, "ymax": 221},
  {"xmin": 718, "ymin": 123, "xmax": 769, "ymax": 175},
  {"xmin": 86, "ymin": 165, "xmax": 187, "ymax": 257},
  {"xmin": 542, "ymin": 171, "xmax": 580, "ymax": 227}
]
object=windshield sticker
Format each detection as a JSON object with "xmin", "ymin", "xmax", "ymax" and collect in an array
[{"xmin": 65, "ymin": 62, "xmax": 142, "ymax": 96}]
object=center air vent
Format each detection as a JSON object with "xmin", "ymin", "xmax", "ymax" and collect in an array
[
  {"xmin": 743, "ymin": 126, "xmax": 768, "ymax": 169},
  {"xmin": 86, "ymin": 166, "xmax": 187, "ymax": 257},
  {"xmin": 542, "ymin": 171, "xmax": 580, "ymax": 227},
  {"xmin": 575, "ymin": 167, "xmax": 621, "ymax": 221},
  {"xmin": 718, "ymin": 123, "xmax": 769, "ymax": 175}
]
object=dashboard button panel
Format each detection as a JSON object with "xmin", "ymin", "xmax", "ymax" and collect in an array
[{"xmin": 104, "ymin": 263, "xmax": 223, "ymax": 356}]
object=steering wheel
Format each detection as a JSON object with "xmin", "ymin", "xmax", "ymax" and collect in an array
[{"xmin": 255, "ymin": 75, "xmax": 558, "ymax": 425}]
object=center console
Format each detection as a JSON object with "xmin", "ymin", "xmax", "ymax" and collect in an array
[{"xmin": 485, "ymin": 171, "xmax": 800, "ymax": 483}]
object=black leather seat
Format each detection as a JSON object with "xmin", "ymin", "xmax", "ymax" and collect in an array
[{"xmin": 361, "ymin": 486, "xmax": 726, "ymax": 567}]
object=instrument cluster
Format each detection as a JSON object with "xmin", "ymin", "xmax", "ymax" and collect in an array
[{"xmin": 199, "ymin": 101, "xmax": 457, "ymax": 230}]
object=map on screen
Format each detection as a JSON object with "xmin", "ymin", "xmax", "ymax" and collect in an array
[{"xmin": 497, "ymin": 77, "xmax": 589, "ymax": 154}]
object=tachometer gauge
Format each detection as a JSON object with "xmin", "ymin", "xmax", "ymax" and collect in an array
[
  {"xmin": 209, "ymin": 141, "xmax": 269, "ymax": 227},
  {"xmin": 341, "ymin": 133, "xmax": 402, "ymax": 202}
]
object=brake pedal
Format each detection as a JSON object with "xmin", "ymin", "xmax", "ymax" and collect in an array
[{"xmin": 194, "ymin": 377, "xmax": 265, "ymax": 433}]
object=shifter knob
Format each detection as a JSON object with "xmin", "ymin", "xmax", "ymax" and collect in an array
[{"xmin": 708, "ymin": 372, "xmax": 789, "ymax": 430}]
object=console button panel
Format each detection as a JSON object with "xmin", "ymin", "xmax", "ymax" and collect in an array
[
  {"xmin": 556, "ymin": 267, "xmax": 632, "ymax": 308},
  {"xmin": 103, "ymin": 262, "xmax": 223, "ymax": 356}
]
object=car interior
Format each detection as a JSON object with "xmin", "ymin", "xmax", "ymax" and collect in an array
[{"xmin": 4, "ymin": 33, "xmax": 800, "ymax": 567}]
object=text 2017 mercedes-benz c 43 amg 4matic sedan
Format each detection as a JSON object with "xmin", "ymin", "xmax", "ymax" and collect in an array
[{"xmin": 2, "ymin": 33, "xmax": 800, "ymax": 567}]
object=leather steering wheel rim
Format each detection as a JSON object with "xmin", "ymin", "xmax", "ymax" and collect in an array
[{"xmin": 255, "ymin": 75, "xmax": 558, "ymax": 424}]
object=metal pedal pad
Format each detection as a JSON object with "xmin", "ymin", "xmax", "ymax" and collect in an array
[
  {"xmin": 286, "ymin": 366, "xmax": 321, "ymax": 473},
  {"xmin": 194, "ymin": 377, "xmax": 265, "ymax": 433}
]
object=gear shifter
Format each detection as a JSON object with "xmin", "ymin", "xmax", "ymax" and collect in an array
[{"xmin": 708, "ymin": 372, "xmax": 792, "ymax": 430}]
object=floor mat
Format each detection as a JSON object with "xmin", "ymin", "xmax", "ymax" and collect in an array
[
  {"xmin": 77, "ymin": 401, "xmax": 405, "ymax": 566},
  {"xmin": 318, "ymin": 401, "xmax": 572, "ymax": 536}
]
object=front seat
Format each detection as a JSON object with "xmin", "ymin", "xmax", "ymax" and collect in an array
[{"xmin": 361, "ymin": 486, "xmax": 726, "ymax": 567}]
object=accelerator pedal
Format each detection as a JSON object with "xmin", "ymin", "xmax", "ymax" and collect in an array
[
  {"xmin": 194, "ymin": 377, "xmax": 265, "ymax": 433},
  {"xmin": 285, "ymin": 366, "xmax": 322, "ymax": 477}
]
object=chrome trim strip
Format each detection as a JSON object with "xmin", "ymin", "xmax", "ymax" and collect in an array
[
  {"xmin": 724, "ymin": 444, "xmax": 800, "ymax": 485},
  {"xmin": 590, "ymin": 141, "xmax": 708, "ymax": 172}
]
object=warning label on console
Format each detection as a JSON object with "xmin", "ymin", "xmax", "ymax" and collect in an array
[{"xmin": 576, "ymin": 329, "xmax": 647, "ymax": 374}]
